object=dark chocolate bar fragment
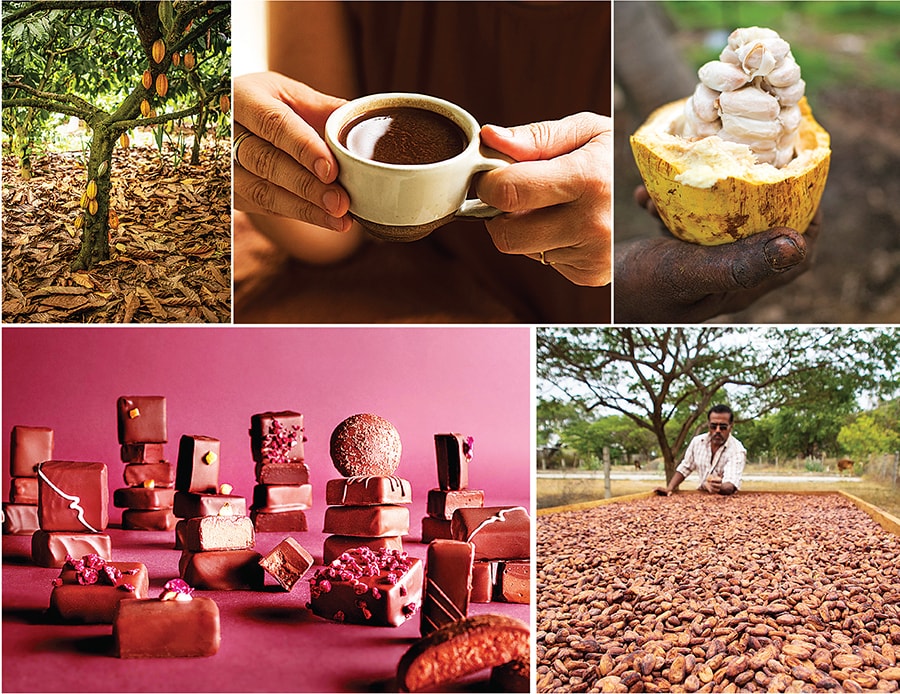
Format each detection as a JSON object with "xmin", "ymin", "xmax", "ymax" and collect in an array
[
  {"xmin": 175, "ymin": 435, "xmax": 220, "ymax": 493},
  {"xmin": 250, "ymin": 411, "xmax": 305, "ymax": 463},
  {"xmin": 37, "ymin": 461, "xmax": 109, "ymax": 533},
  {"xmin": 115, "ymin": 597, "xmax": 220, "ymax": 658},
  {"xmin": 323, "ymin": 535, "xmax": 403, "ymax": 565},
  {"xmin": 434, "ymin": 433, "xmax": 472, "ymax": 491},
  {"xmin": 420, "ymin": 540, "xmax": 474, "ymax": 636},
  {"xmin": 180, "ymin": 515, "xmax": 255, "ymax": 551},
  {"xmin": 179, "ymin": 549, "xmax": 264, "ymax": 590},
  {"xmin": 2, "ymin": 502, "xmax": 39, "ymax": 535},
  {"xmin": 259, "ymin": 537, "xmax": 314, "ymax": 591},
  {"xmin": 49, "ymin": 561, "xmax": 149, "ymax": 623},
  {"xmin": 450, "ymin": 506, "xmax": 530, "ymax": 561},
  {"xmin": 309, "ymin": 547, "xmax": 423, "ymax": 627},
  {"xmin": 426, "ymin": 488, "xmax": 484, "ymax": 520},
  {"xmin": 9, "ymin": 477, "xmax": 39, "ymax": 505},
  {"xmin": 173, "ymin": 491, "xmax": 246, "ymax": 519},
  {"xmin": 117, "ymin": 396, "xmax": 167, "ymax": 444},
  {"xmin": 251, "ymin": 483, "xmax": 312, "ymax": 511},
  {"xmin": 31, "ymin": 529, "xmax": 112, "ymax": 568},
  {"xmin": 251, "ymin": 509, "xmax": 309, "ymax": 533},
  {"xmin": 120, "ymin": 443, "xmax": 165, "ymax": 464},
  {"xmin": 113, "ymin": 486, "xmax": 176, "ymax": 510},
  {"xmin": 325, "ymin": 476, "xmax": 412, "ymax": 506},
  {"xmin": 421, "ymin": 516, "xmax": 452, "ymax": 543},
  {"xmin": 323, "ymin": 505, "xmax": 409, "ymax": 537},
  {"xmin": 255, "ymin": 461, "xmax": 310, "ymax": 485},
  {"xmin": 470, "ymin": 560, "xmax": 498, "ymax": 603},
  {"xmin": 497, "ymin": 560, "xmax": 530, "ymax": 604},
  {"xmin": 10, "ymin": 426, "xmax": 54, "ymax": 477},
  {"xmin": 122, "ymin": 508, "xmax": 177, "ymax": 531},
  {"xmin": 123, "ymin": 462, "xmax": 175, "ymax": 487}
]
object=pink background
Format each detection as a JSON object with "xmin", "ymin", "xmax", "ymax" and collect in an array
[{"xmin": 2, "ymin": 326, "xmax": 532, "ymax": 514}]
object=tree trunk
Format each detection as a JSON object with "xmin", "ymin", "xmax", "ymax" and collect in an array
[
  {"xmin": 73, "ymin": 124, "xmax": 115, "ymax": 270},
  {"xmin": 603, "ymin": 446, "xmax": 611, "ymax": 499},
  {"xmin": 191, "ymin": 103, "xmax": 208, "ymax": 166},
  {"xmin": 14, "ymin": 121, "xmax": 34, "ymax": 179}
]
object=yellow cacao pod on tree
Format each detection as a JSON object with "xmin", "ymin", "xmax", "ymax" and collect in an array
[
  {"xmin": 74, "ymin": 214, "xmax": 85, "ymax": 230},
  {"xmin": 156, "ymin": 73, "xmax": 168, "ymax": 98},
  {"xmin": 142, "ymin": 69, "xmax": 152, "ymax": 90},
  {"xmin": 183, "ymin": 51, "xmax": 196, "ymax": 71},
  {"xmin": 120, "ymin": 132, "xmax": 130, "ymax": 148},
  {"xmin": 140, "ymin": 98, "xmax": 151, "ymax": 117},
  {"xmin": 108, "ymin": 209, "xmax": 120, "ymax": 230},
  {"xmin": 149, "ymin": 108, "xmax": 158, "ymax": 119},
  {"xmin": 630, "ymin": 97, "xmax": 830, "ymax": 245},
  {"xmin": 152, "ymin": 38, "xmax": 166, "ymax": 64},
  {"xmin": 80, "ymin": 190, "xmax": 89, "ymax": 208},
  {"xmin": 219, "ymin": 94, "xmax": 230, "ymax": 113},
  {"xmin": 86, "ymin": 180, "xmax": 97, "ymax": 199},
  {"xmin": 171, "ymin": 51, "xmax": 180, "ymax": 67},
  {"xmin": 158, "ymin": 0, "xmax": 174, "ymax": 33},
  {"xmin": 88, "ymin": 199, "xmax": 99, "ymax": 216}
]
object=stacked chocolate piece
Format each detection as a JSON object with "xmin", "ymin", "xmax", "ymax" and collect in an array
[
  {"xmin": 114, "ymin": 396, "xmax": 176, "ymax": 530},
  {"xmin": 32, "ymin": 460, "xmax": 111, "ymax": 567},
  {"xmin": 322, "ymin": 413, "xmax": 412, "ymax": 564},
  {"xmin": 421, "ymin": 433, "xmax": 483, "ymax": 543},
  {"xmin": 248, "ymin": 411, "xmax": 311, "ymax": 532},
  {"xmin": 173, "ymin": 434, "xmax": 261, "ymax": 590},
  {"xmin": 4, "ymin": 425, "xmax": 53, "ymax": 535}
]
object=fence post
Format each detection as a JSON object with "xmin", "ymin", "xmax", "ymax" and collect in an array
[{"xmin": 603, "ymin": 446, "xmax": 612, "ymax": 499}]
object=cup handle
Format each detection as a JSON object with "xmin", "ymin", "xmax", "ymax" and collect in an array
[{"xmin": 455, "ymin": 145, "xmax": 513, "ymax": 221}]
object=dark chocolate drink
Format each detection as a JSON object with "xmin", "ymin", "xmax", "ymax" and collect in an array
[{"xmin": 339, "ymin": 107, "xmax": 467, "ymax": 165}]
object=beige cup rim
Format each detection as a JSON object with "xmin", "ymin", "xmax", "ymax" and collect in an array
[{"xmin": 324, "ymin": 92, "xmax": 481, "ymax": 170}]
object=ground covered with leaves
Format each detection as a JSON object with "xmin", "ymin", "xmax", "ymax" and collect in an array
[{"xmin": 2, "ymin": 141, "xmax": 230, "ymax": 323}]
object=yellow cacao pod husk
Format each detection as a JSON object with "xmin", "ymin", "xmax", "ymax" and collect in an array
[
  {"xmin": 183, "ymin": 52, "xmax": 196, "ymax": 71},
  {"xmin": 171, "ymin": 51, "xmax": 180, "ymax": 67},
  {"xmin": 74, "ymin": 214, "xmax": 85, "ymax": 230},
  {"xmin": 158, "ymin": 0, "xmax": 174, "ymax": 33},
  {"xmin": 152, "ymin": 38, "xmax": 166, "ymax": 64},
  {"xmin": 108, "ymin": 209, "xmax": 120, "ymax": 229},
  {"xmin": 219, "ymin": 94, "xmax": 230, "ymax": 113},
  {"xmin": 80, "ymin": 191, "xmax": 88, "ymax": 208},
  {"xmin": 86, "ymin": 180, "xmax": 97, "ymax": 199},
  {"xmin": 88, "ymin": 199, "xmax": 99, "ymax": 216},
  {"xmin": 140, "ymin": 98, "xmax": 151, "ymax": 117},
  {"xmin": 630, "ymin": 96, "xmax": 830, "ymax": 245},
  {"xmin": 149, "ymin": 108, "xmax": 158, "ymax": 119},
  {"xmin": 119, "ymin": 133, "xmax": 130, "ymax": 148},
  {"xmin": 142, "ymin": 69, "xmax": 152, "ymax": 90},
  {"xmin": 156, "ymin": 73, "xmax": 168, "ymax": 98},
  {"xmin": 97, "ymin": 160, "xmax": 108, "ymax": 177}
]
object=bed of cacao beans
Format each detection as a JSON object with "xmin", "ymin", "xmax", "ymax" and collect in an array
[{"xmin": 537, "ymin": 493, "xmax": 900, "ymax": 693}]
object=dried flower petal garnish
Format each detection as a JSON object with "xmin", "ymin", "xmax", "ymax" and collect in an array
[
  {"xmin": 261, "ymin": 419, "xmax": 301, "ymax": 465},
  {"xmin": 59, "ymin": 554, "xmax": 130, "ymax": 589},
  {"xmin": 464, "ymin": 436, "xmax": 475, "ymax": 461}
]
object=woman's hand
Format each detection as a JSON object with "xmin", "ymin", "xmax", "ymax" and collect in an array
[{"xmin": 475, "ymin": 112, "xmax": 612, "ymax": 287}]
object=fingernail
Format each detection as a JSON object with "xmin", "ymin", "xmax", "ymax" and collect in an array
[
  {"xmin": 326, "ymin": 215, "xmax": 347, "ymax": 232},
  {"xmin": 765, "ymin": 236, "xmax": 804, "ymax": 270},
  {"xmin": 323, "ymin": 190, "xmax": 342, "ymax": 216},
  {"xmin": 314, "ymin": 158, "xmax": 331, "ymax": 182}
]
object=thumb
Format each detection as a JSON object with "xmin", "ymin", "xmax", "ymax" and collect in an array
[
  {"xmin": 665, "ymin": 228, "xmax": 808, "ymax": 299},
  {"xmin": 480, "ymin": 112, "xmax": 609, "ymax": 162}
]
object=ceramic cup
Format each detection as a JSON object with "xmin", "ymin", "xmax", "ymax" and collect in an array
[{"xmin": 324, "ymin": 92, "xmax": 510, "ymax": 242}]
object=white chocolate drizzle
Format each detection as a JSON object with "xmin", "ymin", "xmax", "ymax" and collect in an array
[
  {"xmin": 36, "ymin": 463, "xmax": 100, "ymax": 533},
  {"xmin": 464, "ymin": 506, "xmax": 529, "ymax": 542},
  {"xmin": 342, "ymin": 476, "xmax": 409, "ymax": 503}
]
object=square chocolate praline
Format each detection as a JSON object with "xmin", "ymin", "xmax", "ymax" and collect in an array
[
  {"xmin": 426, "ymin": 488, "xmax": 485, "ymax": 520},
  {"xmin": 325, "ymin": 477, "xmax": 413, "ymax": 506},
  {"xmin": 259, "ymin": 537, "xmax": 314, "ymax": 591},
  {"xmin": 32, "ymin": 530, "xmax": 112, "ymax": 568},
  {"xmin": 173, "ymin": 491, "xmax": 246, "ymax": 519},
  {"xmin": 113, "ymin": 487, "xmax": 176, "ymax": 510},
  {"xmin": 115, "ymin": 597, "xmax": 220, "ymax": 658},
  {"xmin": 309, "ymin": 547, "xmax": 423, "ymax": 627},
  {"xmin": 3, "ymin": 503, "xmax": 39, "ymax": 536},
  {"xmin": 250, "ymin": 411, "xmax": 305, "ymax": 464},
  {"xmin": 255, "ymin": 461, "xmax": 309, "ymax": 486},
  {"xmin": 123, "ymin": 462, "xmax": 175, "ymax": 488},
  {"xmin": 10, "ymin": 426, "xmax": 54, "ymax": 477},
  {"xmin": 50, "ymin": 561, "xmax": 149, "ymax": 623},
  {"xmin": 117, "ymin": 397, "xmax": 167, "ymax": 444},
  {"xmin": 175, "ymin": 435, "xmax": 221, "ymax": 493},
  {"xmin": 37, "ymin": 461, "xmax": 109, "ymax": 533},
  {"xmin": 120, "ymin": 443, "xmax": 165, "ymax": 464},
  {"xmin": 10, "ymin": 477, "xmax": 39, "ymax": 505}
]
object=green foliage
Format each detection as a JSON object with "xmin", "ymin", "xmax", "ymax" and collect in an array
[
  {"xmin": 804, "ymin": 459, "xmax": 825, "ymax": 473},
  {"xmin": 838, "ymin": 403, "xmax": 900, "ymax": 461}
]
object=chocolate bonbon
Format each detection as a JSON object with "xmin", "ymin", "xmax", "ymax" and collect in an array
[
  {"xmin": 123, "ymin": 462, "xmax": 174, "ymax": 487},
  {"xmin": 120, "ymin": 442, "xmax": 165, "ymax": 464},
  {"xmin": 470, "ymin": 560, "xmax": 499, "ymax": 603},
  {"xmin": 250, "ymin": 509, "xmax": 309, "ymax": 532},
  {"xmin": 325, "ymin": 476, "xmax": 412, "ymax": 506},
  {"xmin": 37, "ymin": 461, "xmax": 109, "ymax": 532},
  {"xmin": 450, "ymin": 506, "xmax": 530, "ymax": 561},
  {"xmin": 397, "ymin": 614, "xmax": 530, "ymax": 692},
  {"xmin": 323, "ymin": 505, "xmax": 409, "ymax": 537},
  {"xmin": 49, "ymin": 557, "xmax": 149, "ymax": 623},
  {"xmin": 309, "ymin": 547, "xmax": 423, "ymax": 627},
  {"xmin": 117, "ymin": 396, "xmax": 167, "ymax": 444},
  {"xmin": 175, "ymin": 435, "xmax": 221, "ymax": 493},
  {"xmin": 434, "ymin": 433, "xmax": 474, "ymax": 491},
  {"xmin": 426, "ymin": 488, "xmax": 484, "ymax": 520},
  {"xmin": 113, "ymin": 486, "xmax": 176, "ymax": 510},
  {"xmin": 10, "ymin": 425, "xmax": 54, "ymax": 477},
  {"xmin": 122, "ymin": 508, "xmax": 177, "ymax": 531},
  {"xmin": 255, "ymin": 461, "xmax": 310, "ymax": 486},
  {"xmin": 322, "ymin": 535, "xmax": 403, "ymax": 565},
  {"xmin": 329, "ymin": 413, "xmax": 402, "ymax": 477},
  {"xmin": 179, "ymin": 549, "xmax": 264, "ymax": 590},
  {"xmin": 31, "ymin": 529, "xmax": 112, "ymax": 568},
  {"xmin": 259, "ymin": 536, "xmax": 314, "ymax": 591},
  {"xmin": 173, "ymin": 491, "xmax": 246, "ymax": 519},
  {"xmin": 179, "ymin": 515, "xmax": 255, "ymax": 551},
  {"xmin": 9, "ymin": 477, "xmax": 39, "ymax": 505},
  {"xmin": 420, "ymin": 540, "xmax": 475, "ymax": 636},
  {"xmin": 250, "ymin": 411, "xmax": 305, "ymax": 463},
  {"xmin": 421, "ymin": 516, "xmax": 452, "ymax": 543},
  {"xmin": 497, "ymin": 560, "xmax": 530, "ymax": 604},
  {"xmin": 251, "ymin": 483, "xmax": 312, "ymax": 511},
  {"xmin": 115, "ymin": 592, "xmax": 220, "ymax": 658},
  {"xmin": 2, "ymin": 503, "xmax": 39, "ymax": 535}
]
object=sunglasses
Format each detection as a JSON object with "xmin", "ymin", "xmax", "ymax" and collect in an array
[{"xmin": 708, "ymin": 422, "xmax": 731, "ymax": 431}]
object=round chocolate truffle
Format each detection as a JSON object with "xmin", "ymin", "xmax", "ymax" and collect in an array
[{"xmin": 330, "ymin": 413, "xmax": 402, "ymax": 477}]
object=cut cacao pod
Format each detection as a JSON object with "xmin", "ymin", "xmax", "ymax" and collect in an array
[
  {"xmin": 142, "ymin": 70, "xmax": 152, "ymax": 90},
  {"xmin": 630, "ymin": 97, "xmax": 830, "ymax": 245},
  {"xmin": 152, "ymin": 38, "xmax": 166, "ymax": 64},
  {"xmin": 156, "ymin": 73, "xmax": 168, "ymax": 98}
]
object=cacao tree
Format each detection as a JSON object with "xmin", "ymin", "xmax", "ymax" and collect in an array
[{"xmin": 2, "ymin": 1, "xmax": 230, "ymax": 270}]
